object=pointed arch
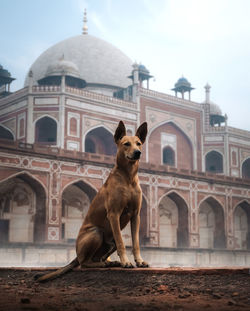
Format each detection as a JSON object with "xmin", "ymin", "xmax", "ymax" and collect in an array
[
  {"xmin": 147, "ymin": 120, "xmax": 194, "ymax": 170},
  {"xmin": 61, "ymin": 179, "xmax": 98, "ymax": 242},
  {"xmin": 0, "ymin": 124, "xmax": 15, "ymax": 141},
  {"xmin": 84, "ymin": 125, "xmax": 116, "ymax": 156},
  {"xmin": 233, "ymin": 200, "xmax": 250, "ymax": 250},
  {"xmin": 34, "ymin": 115, "xmax": 57, "ymax": 145},
  {"xmin": 158, "ymin": 190, "xmax": 189, "ymax": 248},
  {"xmin": 205, "ymin": 150, "xmax": 224, "ymax": 173},
  {"xmin": 0, "ymin": 172, "xmax": 47, "ymax": 243},
  {"xmin": 198, "ymin": 196, "xmax": 226, "ymax": 249},
  {"xmin": 241, "ymin": 157, "xmax": 250, "ymax": 179}
]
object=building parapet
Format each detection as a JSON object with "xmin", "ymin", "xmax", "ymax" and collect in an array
[
  {"xmin": 31, "ymin": 85, "xmax": 137, "ymax": 110},
  {"xmin": 139, "ymin": 87, "xmax": 202, "ymax": 111},
  {"xmin": 1, "ymin": 140, "xmax": 250, "ymax": 187},
  {"xmin": 228, "ymin": 126, "xmax": 250, "ymax": 138},
  {"xmin": 65, "ymin": 86, "xmax": 137, "ymax": 110},
  {"xmin": 32, "ymin": 85, "xmax": 61, "ymax": 93},
  {"xmin": 0, "ymin": 87, "xmax": 28, "ymax": 106}
]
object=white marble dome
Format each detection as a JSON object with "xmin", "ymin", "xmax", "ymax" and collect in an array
[{"xmin": 24, "ymin": 34, "xmax": 133, "ymax": 89}]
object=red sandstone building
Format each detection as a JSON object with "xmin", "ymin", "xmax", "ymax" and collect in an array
[{"xmin": 0, "ymin": 17, "xmax": 250, "ymax": 267}]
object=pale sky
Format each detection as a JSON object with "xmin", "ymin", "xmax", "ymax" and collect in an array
[{"xmin": 1, "ymin": 0, "xmax": 250, "ymax": 131}]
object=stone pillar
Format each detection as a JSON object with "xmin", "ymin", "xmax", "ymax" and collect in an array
[
  {"xmin": 26, "ymin": 71, "xmax": 34, "ymax": 144},
  {"xmin": 148, "ymin": 180, "xmax": 159, "ymax": 246},
  {"xmin": 47, "ymin": 167, "xmax": 61, "ymax": 243}
]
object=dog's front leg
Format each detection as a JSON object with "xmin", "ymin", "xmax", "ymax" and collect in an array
[
  {"xmin": 107, "ymin": 212, "xmax": 134, "ymax": 268},
  {"xmin": 131, "ymin": 214, "xmax": 149, "ymax": 267}
]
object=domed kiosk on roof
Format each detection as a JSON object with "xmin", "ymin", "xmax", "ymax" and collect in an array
[
  {"xmin": 172, "ymin": 76, "xmax": 195, "ymax": 100},
  {"xmin": 37, "ymin": 57, "xmax": 86, "ymax": 89},
  {"xmin": 0, "ymin": 64, "xmax": 15, "ymax": 97},
  {"xmin": 24, "ymin": 33, "xmax": 133, "ymax": 95}
]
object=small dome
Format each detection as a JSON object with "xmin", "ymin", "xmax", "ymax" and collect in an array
[
  {"xmin": 45, "ymin": 58, "xmax": 81, "ymax": 78},
  {"xmin": 0, "ymin": 65, "xmax": 11, "ymax": 78},
  {"xmin": 209, "ymin": 102, "xmax": 222, "ymax": 116},
  {"xmin": 138, "ymin": 64, "xmax": 149, "ymax": 73},
  {"xmin": 175, "ymin": 76, "xmax": 191, "ymax": 88}
]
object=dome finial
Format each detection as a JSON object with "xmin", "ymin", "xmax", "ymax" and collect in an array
[{"xmin": 82, "ymin": 8, "xmax": 88, "ymax": 35}]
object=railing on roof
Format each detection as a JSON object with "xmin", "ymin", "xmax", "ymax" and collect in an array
[
  {"xmin": 139, "ymin": 87, "xmax": 202, "ymax": 110},
  {"xmin": 65, "ymin": 86, "xmax": 137, "ymax": 110},
  {"xmin": 0, "ymin": 87, "xmax": 28, "ymax": 106}
]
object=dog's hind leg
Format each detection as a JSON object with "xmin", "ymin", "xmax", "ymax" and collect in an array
[{"xmin": 77, "ymin": 227, "xmax": 107, "ymax": 268}]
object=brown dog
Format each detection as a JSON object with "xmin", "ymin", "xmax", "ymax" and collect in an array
[{"xmin": 37, "ymin": 121, "xmax": 148, "ymax": 282}]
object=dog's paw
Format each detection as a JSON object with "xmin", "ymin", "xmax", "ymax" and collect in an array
[
  {"xmin": 105, "ymin": 260, "xmax": 121, "ymax": 267},
  {"xmin": 136, "ymin": 261, "xmax": 149, "ymax": 268},
  {"xmin": 121, "ymin": 262, "xmax": 134, "ymax": 268}
]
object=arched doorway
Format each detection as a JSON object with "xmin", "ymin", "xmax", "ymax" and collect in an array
[
  {"xmin": 158, "ymin": 192, "xmax": 189, "ymax": 248},
  {"xmin": 35, "ymin": 116, "xmax": 57, "ymax": 144},
  {"xmin": 234, "ymin": 201, "xmax": 250, "ymax": 249},
  {"xmin": 198, "ymin": 197, "xmax": 226, "ymax": 249},
  {"xmin": 205, "ymin": 151, "xmax": 223, "ymax": 173},
  {"xmin": 85, "ymin": 127, "xmax": 116, "ymax": 156},
  {"xmin": 61, "ymin": 180, "xmax": 97, "ymax": 243},
  {"xmin": 0, "ymin": 125, "xmax": 14, "ymax": 140},
  {"xmin": 0, "ymin": 173, "xmax": 46, "ymax": 243},
  {"xmin": 242, "ymin": 158, "xmax": 250, "ymax": 179}
]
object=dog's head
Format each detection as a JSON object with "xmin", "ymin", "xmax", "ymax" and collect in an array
[{"xmin": 114, "ymin": 121, "xmax": 147, "ymax": 162}]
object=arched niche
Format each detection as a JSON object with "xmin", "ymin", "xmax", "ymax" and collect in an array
[
  {"xmin": 0, "ymin": 173, "xmax": 46, "ymax": 243},
  {"xmin": 85, "ymin": 126, "xmax": 116, "ymax": 156},
  {"xmin": 158, "ymin": 191, "xmax": 189, "ymax": 248},
  {"xmin": 242, "ymin": 158, "xmax": 250, "ymax": 179},
  {"xmin": 234, "ymin": 201, "xmax": 250, "ymax": 250},
  {"xmin": 61, "ymin": 180, "xmax": 97, "ymax": 243},
  {"xmin": 205, "ymin": 150, "xmax": 223, "ymax": 173},
  {"xmin": 0, "ymin": 125, "xmax": 14, "ymax": 141},
  {"xmin": 148, "ymin": 122, "xmax": 193, "ymax": 169},
  {"xmin": 198, "ymin": 197, "xmax": 226, "ymax": 249},
  {"xmin": 35, "ymin": 116, "xmax": 57, "ymax": 144}
]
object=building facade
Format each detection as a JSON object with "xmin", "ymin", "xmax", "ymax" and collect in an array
[{"xmin": 0, "ymin": 23, "xmax": 250, "ymax": 267}]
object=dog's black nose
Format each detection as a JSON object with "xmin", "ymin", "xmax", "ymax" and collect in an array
[{"xmin": 133, "ymin": 150, "xmax": 141, "ymax": 159}]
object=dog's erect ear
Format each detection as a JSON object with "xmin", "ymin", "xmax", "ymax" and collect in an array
[
  {"xmin": 135, "ymin": 122, "xmax": 148, "ymax": 144},
  {"xmin": 114, "ymin": 121, "xmax": 126, "ymax": 144}
]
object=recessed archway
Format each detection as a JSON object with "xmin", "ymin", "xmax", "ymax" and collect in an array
[
  {"xmin": 205, "ymin": 151, "xmax": 223, "ymax": 173},
  {"xmin": 148, "ymin": 121, "xmax": 193, "ymax": 169},
  {"xmin": 61, "ymin": 180, "xmax": 97, "ymax": 243},
  {"xmin": 35, "ymin": 116, "xmax": 57, "ymax": 144},
  {"xmin": 85, "ymin": 126, "xmax": 116, "ymax": 156},
  {"xmin": 158, "ymin": 191, "xmax": 189, "ymax": 248},
  {"xmin": 234, "ymin": 201, "xmax": 250, "ymax": 250},
  {"xmin": 198, "ymin": 197, "xmax": 226, "ymax": 249},
  {"xmin": 242, "ymin": 158, "xmax": 250, "ymax": 179},
  {"xmin": 0, "ymin": 173, "xmax": 46, "ymax": 243},
  {"xmin": 0, "ymin": 125, "xmax": 14, "ymax": 141}
]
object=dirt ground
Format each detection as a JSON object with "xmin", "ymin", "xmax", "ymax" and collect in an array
[{"xmin": 0, "ymin": 267, "xmax": 249, "ymax": 311}]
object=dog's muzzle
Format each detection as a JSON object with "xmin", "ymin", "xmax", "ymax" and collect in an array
[{"xmin": 128, "ymin": 150, "xmax": 141, "ymax": 161}]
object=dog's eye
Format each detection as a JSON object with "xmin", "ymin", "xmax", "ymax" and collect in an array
[
  {"xmin": 124, "ymin": 142, "xmax": 131, "ymax": 147},
  {"xmin": 136, "ymin": 142, "xmax": 141, "ymax": 146}
]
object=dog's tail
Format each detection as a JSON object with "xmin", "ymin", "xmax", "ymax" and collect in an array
[{"xmin": 35, "ymin": 257, "xmax": 79, "ymax": 282}]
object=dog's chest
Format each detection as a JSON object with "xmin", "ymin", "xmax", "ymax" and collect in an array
[{"xmin": 121, "ymin": 186, "xmax": 140, "ymax": 216}]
